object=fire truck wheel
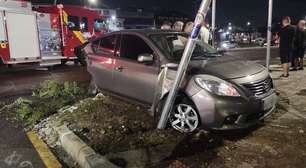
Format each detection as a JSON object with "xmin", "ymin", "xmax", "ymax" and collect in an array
[
  {"xmin": 47, "ymin": 66, "xmax": 54, "ymax": 71},
  {"xmin": 61, "ymin": 59, "xmax": 68, "ymax": 65},
  {"xmin": 74, "ymin": 59, "xmax": 79, "ymax": 65}
]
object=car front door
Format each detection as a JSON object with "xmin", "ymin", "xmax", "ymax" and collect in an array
[
  {"xmin": 87, "ymin": 34, "xmax": 118, "ymax": 91},
  {"xmin": 113, "ymin": 34, "xmax": 159, "ymax": 104}
]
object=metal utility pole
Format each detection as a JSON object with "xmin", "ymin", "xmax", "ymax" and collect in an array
[
  {"xmin": 211, "ymin": 0, "xmax": 216, "ymax": 47},
  {"xmin": 157, "ymin": 0, "xmax": 212, "ymax": 129},
  {"xmin": 266, "ymin": 0, "xmax": 273, "ymax": 70}
]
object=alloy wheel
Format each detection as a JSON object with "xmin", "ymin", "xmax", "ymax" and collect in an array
[{"xmin": 170, "ymin": 104, "xmax": 199, "ymax": 133}]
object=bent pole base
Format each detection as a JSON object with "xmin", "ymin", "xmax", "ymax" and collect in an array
[{"xmin": 157, "ymin": 0, "xmax": 212, "ymax": 130}]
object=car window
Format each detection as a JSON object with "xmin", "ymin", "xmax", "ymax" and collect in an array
[
  {"xmin": 120, "ymin": 35, "xmax": 153, "ymax": 61},
  {"xmin": 94, "ymin": 19, "xmax": 106, "ymax": 32},
  {"xmin": 93, "ymin": 35, "xmax": 117, "ymax": 56},
  {"xmin": 67, "ymin": 15, "xmax": 80, "ymax": 31},
  {"xmin": 150, "ymin": 33, "xmax": 219, "ymax": 61}
]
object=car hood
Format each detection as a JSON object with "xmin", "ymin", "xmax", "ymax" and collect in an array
[{"xmin": 188, "ymin": 54, "xmax": 266, "ymax": 80}]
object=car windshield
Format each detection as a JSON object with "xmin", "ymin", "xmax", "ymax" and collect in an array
[{"xmin": 150, "ymin": 33, "xmax": 219, "ymax": 61}]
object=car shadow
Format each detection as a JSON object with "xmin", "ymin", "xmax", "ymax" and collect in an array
[
  {"xmin": 163, "ymin": 131, "xmax": 222, "ymax": 165},
  {"xmin": 210, "ymin": 123, "xmax": 263, "ymax": 141},
  {"xmin": 161, "ymin": 124, "xmax": 263, "ymax": 166}
]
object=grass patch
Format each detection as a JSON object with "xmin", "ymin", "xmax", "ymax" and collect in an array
[{"xmin": 13, "ymin": 80, "xmax": 87, "ymax": 129}]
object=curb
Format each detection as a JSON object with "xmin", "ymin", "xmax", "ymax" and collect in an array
[
  {"xmin": 54, "ymin": 125, "xmax": 118, "ymax": 168},
  {"xmin": 27, "ymin": 131, "xmax": 62, "ymax": 168}
]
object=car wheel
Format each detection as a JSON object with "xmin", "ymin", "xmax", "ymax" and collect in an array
[{"xmin": 156, "ymin": 96, "xmax": 200, "ymax": 133}]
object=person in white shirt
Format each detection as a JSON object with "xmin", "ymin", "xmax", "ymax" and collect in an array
[
  {"xmin": 200, "ymin": 24, "xmax": 210, "ymax": 44},
  {"xmin": 173, "ymin": 21, "xmax": 184, "ymax": 32}
]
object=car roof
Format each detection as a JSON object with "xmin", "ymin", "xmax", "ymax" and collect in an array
[{"xmin": 112, "ymin": 29, "xmax": 186, "ymax": 36}]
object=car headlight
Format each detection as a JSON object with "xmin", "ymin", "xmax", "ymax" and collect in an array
[
  {"xmin": 222, "ymin": 43, "xmax": 228, "ymax": 48},
  {"xmin": 195, "ymin": 76, "xmax": 240, "ymax": 97}
]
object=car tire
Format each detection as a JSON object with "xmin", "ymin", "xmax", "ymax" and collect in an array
[
  {"xmin": 0, "ymin": 58, "xmax": 3, "ymax": 66},
  {"xmin": 155, "ymin": 95, "xmax": 200, "ymax": 133},
  {"xmin": 73, "ymin": 59, "xmax": 79, "ymax": 65}
]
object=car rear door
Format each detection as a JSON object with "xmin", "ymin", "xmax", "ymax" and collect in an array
[
  {"xmin": 87, "ymin": 34, "xmax": 118, "ymax": 91},
  {"xmin": 113, "ymin": 34, "xmax": 159, "ymax": 104}
]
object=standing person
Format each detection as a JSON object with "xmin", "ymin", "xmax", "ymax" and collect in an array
[
  {"xmin": 293, "ymin": 19, "xmax": 306, "ymax": 70},
  {"xmin": 173, "ymin": 21, "xmax": 184, "ymax": 32},
  {"xmin": 161, "ymin": 22, "xmax": 172, "ymax": 30},
  {"xmin": 200, "ymin": 23, "xmax": 210, "ymax": 44},
  {"xmin": 278, "ymin": 16, "xmax": 296, "ymax": 78},
  {"xmin": 184, "ymin": 22, "xmax": 194, "ymax": 33}
]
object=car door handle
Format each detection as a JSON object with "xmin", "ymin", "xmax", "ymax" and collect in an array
[{"xmin": 115, "ymin": 66, "xmax": 124, "ymax": 72}]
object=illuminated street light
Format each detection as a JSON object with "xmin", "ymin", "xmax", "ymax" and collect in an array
[
  {"xmin": 111, "ymin": 15, "xmax": 116, "ymax": 21},
  {"xmin": 88, "ymin": 0, "xmax": 96, "ymax": 5},
  {"xmin": 247, "ymin": 21, "xmax": 251, "ymax": 26}
]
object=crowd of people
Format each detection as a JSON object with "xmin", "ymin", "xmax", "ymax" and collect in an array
[
  {"xmin": 160, "ymin": 21, "xmax": 211, "ymax": 44},
  {"xmin": 274, "ymin": 16, "xmax": 305, "ymax": 78},
  {"xmin": 160, "ymin": 17, "xmax": 306, "ymax": 79}
]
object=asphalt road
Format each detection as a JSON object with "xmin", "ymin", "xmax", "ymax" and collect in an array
[
  {"xmin": 0, "ymin": 65, "xmax": 91, "ymax": 99},
  {"xmin": 0, "ymin": 110, "xmax": 46, "ymax": 168},
  {"xmin": 226, "ymin": 47, "xmax": 280, "ymax": 65}
]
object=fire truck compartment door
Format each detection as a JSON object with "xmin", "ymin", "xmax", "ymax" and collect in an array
[
  {"xmin": 0, "ymin": 11, "xmax": 6, "ymax": 41},
  {"xmin": 6, "ymin": 11, "xmax": 40, "ymax": 59}
]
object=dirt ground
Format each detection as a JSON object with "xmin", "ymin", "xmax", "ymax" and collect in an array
[
  {"xmin": 34, "ymin": 90, "xmax": 305, "ymax": 168},
  {"xmin": 47, "ymin": 96, "xmax": 184, "ymax": 154}
]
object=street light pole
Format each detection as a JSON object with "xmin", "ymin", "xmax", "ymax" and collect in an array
[
  {"xmin": 266, "ymin": 0, "xmax": 273, "ymax": 70},
  {"xmin": 157, "ymin": 0, "xmax": 212, "ymax": 130},
  {"xmin": 211, "ymin": 0, "xmax": 216, "ymax": 47}
]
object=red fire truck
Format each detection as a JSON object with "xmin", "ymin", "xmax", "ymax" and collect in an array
[{"xmin": 0, "ymin": 0, "xmax": 106, "ymax": 67}]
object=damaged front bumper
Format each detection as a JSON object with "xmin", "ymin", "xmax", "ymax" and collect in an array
[{"xmin": 190, "ymin": 89, "xmax": 278, "ymax": 130}]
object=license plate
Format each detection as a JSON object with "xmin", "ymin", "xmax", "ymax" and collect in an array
[{"xmin": 262, "ymin": 94, "xmax": 276, "ymax": 111}]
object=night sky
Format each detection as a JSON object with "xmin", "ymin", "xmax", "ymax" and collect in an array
[{"xmin": 32, "ymin": 0, "xmax": 306, "ymax": 27}]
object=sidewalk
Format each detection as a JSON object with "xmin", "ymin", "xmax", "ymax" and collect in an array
[{"xmin": 270, "ymin": 64, "xmax": 306, "ymax": 120}]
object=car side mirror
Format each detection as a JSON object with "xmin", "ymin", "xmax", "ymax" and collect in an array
[{"xmin": 137, "ymin": 54, "xmax": 154, "ymax": 64}]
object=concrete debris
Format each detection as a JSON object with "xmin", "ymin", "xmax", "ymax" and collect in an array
[{"xmin": 93, "ymin": 93, "xmax": 105, "ymax": 100}]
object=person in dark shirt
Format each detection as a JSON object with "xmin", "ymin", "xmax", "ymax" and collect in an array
[
  {"xmin": 293, "ymin": 19, "xmax": 306, "ymax": 70},
  {"xmin": 279, "ymin": 16, "xmax": 296, "ymax": 78}
]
